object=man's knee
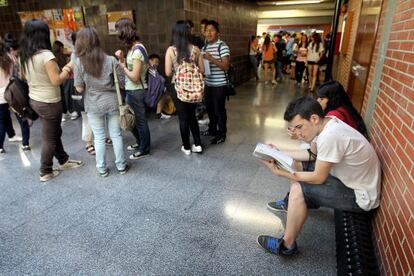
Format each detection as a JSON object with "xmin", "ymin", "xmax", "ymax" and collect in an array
[{"xmin": 289, "ymin": 182, "xmax": 305, "ymax": 203}]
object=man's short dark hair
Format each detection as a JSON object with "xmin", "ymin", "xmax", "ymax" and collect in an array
[
  {"xmin": 201, "ymin": 18, "xmax": 208, "ymax": 25},
  {"xmin": 284, "ymin": 96, "xmax": 324, "ymax": 122},
  {"xmin": 148, "ymin": 53, "xmax": 160, "ymax": 60},
  {"xmin": 206, "ymin": 20, "xmax": 220, "ymax": 33}
]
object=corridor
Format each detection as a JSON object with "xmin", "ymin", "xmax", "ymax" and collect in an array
[{"xmin": 0, "ymin": 79, "xmax": 336, "ymax": 275}]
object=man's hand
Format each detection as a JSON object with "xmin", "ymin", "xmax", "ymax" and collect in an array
[
  {"xmin": 203, "ymin": 52, "xmax": 215, "ymax": 62},
  {"xmin": 261, "ymin": 159, "xmax": 294, "ymax": 179}
]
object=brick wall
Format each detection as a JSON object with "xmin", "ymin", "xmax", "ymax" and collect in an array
[
  {"xmin": 362, "ymin": 0, "xmax": 414, "ymax": 275},
  {"xmin": 184, "ymin": 0, "xmax": 258, "ymax": 84},
  {"xmin": 336, "ymin": 0, "xmax": 362, "ymax": 90}
]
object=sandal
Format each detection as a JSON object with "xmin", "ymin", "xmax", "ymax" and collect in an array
[{"xmin": 86, "ymin": 145, "xmax": 95, "ymax": 155}]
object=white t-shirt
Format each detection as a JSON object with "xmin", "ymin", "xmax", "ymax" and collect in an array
[
  {"xmin": 316, "ymin": 117, "xmax": 381, "ymax": 211},
  {"xmin": 24, "ymin": 50, "xmax": 61, "ymax": 103},
  {"xmin": 307, "ymin": 42, "xmax": 324, "ymax": 62}
]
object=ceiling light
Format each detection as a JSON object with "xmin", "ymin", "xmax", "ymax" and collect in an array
[{"xmin": 274, "ymin": 0, "xmax": 321, "ymax": 5}]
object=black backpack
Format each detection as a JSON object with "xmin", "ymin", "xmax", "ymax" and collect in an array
[{"xmin": 4, "ymin": 77, "xmax": 38, "ymax": 120}]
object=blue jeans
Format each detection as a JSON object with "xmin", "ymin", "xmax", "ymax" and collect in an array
[
  {"xmin": 276, "ymin": 60, "xmax": 283, "ymax": 80},
  {"xmin": 87, "ymin": 111, "xmax": 126, "ymax": 173},
  {"xmin": 125, "ymin": 89, "xmax": 151, "ymax": 153}
]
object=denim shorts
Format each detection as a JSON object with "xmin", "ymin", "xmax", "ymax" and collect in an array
[{"xmin": 299, "ymin": 161, "xmax": 364, "ymax": 212}]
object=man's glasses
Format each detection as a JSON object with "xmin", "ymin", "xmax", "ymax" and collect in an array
[{"xmin": 288, "ymin": 123, "xmax": 304, "ymax": 132}]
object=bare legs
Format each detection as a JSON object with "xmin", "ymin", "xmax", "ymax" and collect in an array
[{"xmin": 308, "ymin": 64, "xmax": 319, "ymax": 92}]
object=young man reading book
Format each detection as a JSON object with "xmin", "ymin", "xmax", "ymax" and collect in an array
[{"xmin": 257, "ymin": 96, "xmax": 381, "ymax": 256}]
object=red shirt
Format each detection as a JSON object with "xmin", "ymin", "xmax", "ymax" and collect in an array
[{"xmin": 326, "ymin": 107, "xmax": 357, "ymax": 130}]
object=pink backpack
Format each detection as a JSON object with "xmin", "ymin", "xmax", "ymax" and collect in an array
[{"xmin": 174, "ymin": 47, "xmax": 204, "ymax": 103}]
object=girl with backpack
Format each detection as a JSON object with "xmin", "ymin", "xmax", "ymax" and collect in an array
[
  {"xmin": 20, "ymin": 19, "xmax": 83, "ymax": 182},
  {"xmin": 165, "ymin": 21, "xmax": 205, "ymax": 155},
  {"xmin": 115, "ymin": 18, "xmax": 151, "ymax": 160}
]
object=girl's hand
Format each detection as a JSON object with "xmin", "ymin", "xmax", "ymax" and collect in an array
[{"xmin": 115, "ymin": 50, "xmax": 125, "ymax": 62}]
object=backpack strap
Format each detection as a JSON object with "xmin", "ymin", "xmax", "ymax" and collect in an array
[{"xmin": 217, "ymin": 42, "xmax": 230, "ymax": 86}]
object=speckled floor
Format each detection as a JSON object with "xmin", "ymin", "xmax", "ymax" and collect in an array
[{"xmin": 0, "ymin": 78, "xmax": 336, "ymax": 275}]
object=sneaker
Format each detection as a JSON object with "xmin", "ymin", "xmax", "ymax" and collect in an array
[
  {"xmin": 211, "ymin": 136, "xmax": 225, "ymax": 144},
  {"xmin": 129, "ymin": 151, "xmax": 149, "ymax": 160},
  {"xmin": 59, "ymin": 160, "xmax": 84, "ymax": 170},
  {"xmin": 181, "ymin": 146, "xmax": 191, "ymax": 155},
  {"xmin": 21, "ymin": 145, "xmax": 31, "ymax": 151},
  {"xmin": 267, "ymin": 199, "xmax": 288, "ymax": 213},
  {"xmin": 0, "ymin": 148, "xmax": 5, "ymax": 154},
  {"xmin": 127, "ymin": 143, "xmax": 140, "ymax": 151},
  {"xmin": 272, "ymin": 80, "xmax": 277, "ymax": 85},
  {"xmin": 99, "ymin": 169, "xmax": 109, "ymax": 177},
  {"xmin": 61, "ymin": 117, "xmax": 66, "ymax": 122},
  {"xmin": 160, "ymin": 113, "xmax": 171, "ymax": 119},
  {"xmin": 118, "ymin": 164, "xmax": 129, "ymax": 175},
  {"xmin": 191, "ymin": 144, "xmax": 203, "ymax": 153},
  {"xmin": 201, "ymin": 130, "xmax": 215, "ymax": 136},
  {"xmin": 257, "ymin": 235, "xmax": 298, "ymax": 256},
  {"xmin": 8, "ymin": 135, "xmax": 22, "ymax": 142},
  {"xmin": 70, "ymin": 111, "xmax": 79, "ymax": 120},
  {"xmin": 40, "ymin": 170, "xmax": 61, "ymax": 182},
  {"xmin": 198, "ymin": 118, "xmax": 210, "ymax": 125}
]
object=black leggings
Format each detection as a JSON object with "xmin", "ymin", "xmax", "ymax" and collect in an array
[
  {"xmin": 174, "ymin": 96, "xmax": 201, "ymax": 149},
  {"xmin": 295, "ymin": 61, "xmax": 306, "ymax": 83}
]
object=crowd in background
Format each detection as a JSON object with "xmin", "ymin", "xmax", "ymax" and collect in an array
[{"xmin": 249, "ymin": 30, "xmax": 331, "ymax": 92}]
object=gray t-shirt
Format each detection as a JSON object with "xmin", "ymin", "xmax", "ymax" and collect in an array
[{"xmin": 74, "ymin": 54, "xmax": 124, "ymax": 114}]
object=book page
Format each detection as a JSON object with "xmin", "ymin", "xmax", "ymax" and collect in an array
[{"xmin": 253, "ymin": 143, "xmax": 294, "ymax": 173}]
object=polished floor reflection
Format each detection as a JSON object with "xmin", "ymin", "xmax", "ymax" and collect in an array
[{"xmin": 0, "ymin": 78, "xmax": 336, "ymax": 275}]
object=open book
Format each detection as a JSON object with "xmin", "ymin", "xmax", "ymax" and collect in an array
[{"xmin": 253, "ymin": 143, "xmax": 295, "ymax": 173}]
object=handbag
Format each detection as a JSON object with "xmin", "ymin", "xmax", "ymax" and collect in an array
[{"xmin": 113, "ymin": 64, "xmax": 135, "ymax": 131}]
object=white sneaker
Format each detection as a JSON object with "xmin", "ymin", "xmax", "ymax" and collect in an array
[
  {"xmin": 61, "ymin": 116, "xmax": 66, "ymax": 122},
  {"xmin": 181, "ymin": 146, "xmax": 191, "ymax": 155},
  {"xmin": 8, "ymin": 135, "xmax": 22, "ymax": 142},
  {"xmin": 160, "ymin": 113, "xmax": 171, "ymax": 119},
  {"xmin": 198, "ymin": 118, "xmax": 210, "ymax": 125},
  {"xmin": 191, "ymin": 144, "xmax": 203, "ymax": 153},
  {"xmin": 272, "ymin": 80, "xmax": 277, "ymax": 85},
  {"xmin": 70, "ymin": 112, "xmax": 79, "ymax": 120}
]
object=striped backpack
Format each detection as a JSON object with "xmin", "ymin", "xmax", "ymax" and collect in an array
[{"xmin": 174, "ymin": 46, "xmax": 204, "ymax": 103}]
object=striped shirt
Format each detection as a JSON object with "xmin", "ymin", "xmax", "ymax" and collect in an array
[{"xmin": 203, "ymin": 39, "xmax": 230, "ymax": 87}]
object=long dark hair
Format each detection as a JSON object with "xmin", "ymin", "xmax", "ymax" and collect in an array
[
  {"xmin": 315, "ymin": 81, "xmax": 369, "ymax": 140},
  {"xmin": 115, "ymin": 18, "xmax": 140, "ymax": 49},
  {"xmin": 170, "ymin": 21, "xmax": 191, "ymax": 63},
  {"xmin": 263, "ymin": 35, "xmax": 271, "ymax": 51},
  {"xmin": 19, "ymin": 19, "xmax": 52, "ymax": 74},
  {"xmin": 52, "ymin": 40, "xmax": 66, "ymax": 69},
  {"xmin": 75, "ymin": 26, "xmax": 105, "ymax": 78},
  {"xmin": 0, "ymin": 38, "xmax": 13, "ymax": 74},
  {"xmin": 310, "ymin": 33, "xmax": 322, "ymax": 52},
  {"xmin": 299, "ymin": 34, "xmax": 308, "ymax": 48}
]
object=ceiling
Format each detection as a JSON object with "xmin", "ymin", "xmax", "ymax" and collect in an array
[{"xmin": 255, "ymin": 0, "xmax": 336, "ymax": 29}]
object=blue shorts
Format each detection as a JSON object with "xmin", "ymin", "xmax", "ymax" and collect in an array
[{"xmin": 299, "ymin": 162, "xmax": 364, "ymax": 212}]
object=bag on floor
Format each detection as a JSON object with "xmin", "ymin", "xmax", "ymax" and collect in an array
[
  {"xmin": 113, "ymin": 64, "xmax": 135, "ymax": 131},
  {"xmin": 145, "ymin": 66, "xmax": 165, "ymax": 108},
  {"xmin": 174, "ymin": 47, "xmax": 204, "ymax": 103},
  {"xmin": 4, "ymin": 77, "xmax": 38, "ymax": 120}
]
